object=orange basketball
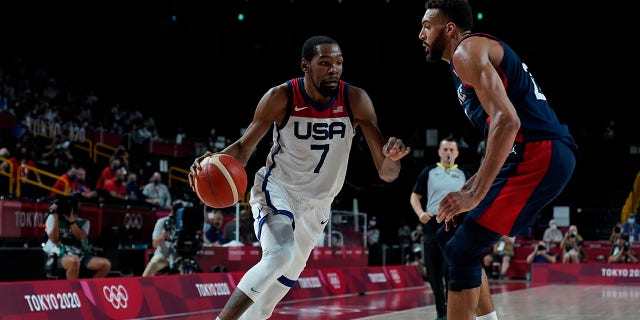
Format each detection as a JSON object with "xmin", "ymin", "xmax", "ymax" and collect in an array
[{"xmin": 194, "ymin": 154, "xmax": 248, "ymax": 208}]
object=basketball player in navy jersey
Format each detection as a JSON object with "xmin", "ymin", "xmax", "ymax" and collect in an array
[
  {"xmin": 188, "ymin": 35, "xmax": 410, "ymax": 320},
  {"xmin": 418, "ymin": 1, "xmax": 577, "ymax": 319}
]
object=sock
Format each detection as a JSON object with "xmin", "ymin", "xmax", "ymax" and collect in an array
[
  {"xmin": 215, "ymin": 317, "xmax": 222, "ymax": 320},
  {"xmin": 475, "ymin": 310, "xmax": 498, "ymax": 320}
]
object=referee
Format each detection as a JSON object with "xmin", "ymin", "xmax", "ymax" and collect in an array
[{"xmin": 410, "ymin": 137, "xmax": 469, "ymax": 320}]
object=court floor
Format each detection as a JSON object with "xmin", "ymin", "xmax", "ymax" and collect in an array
[{"xmin": 163, "ymin": 280, "xmax": 640, "ymax": 320}]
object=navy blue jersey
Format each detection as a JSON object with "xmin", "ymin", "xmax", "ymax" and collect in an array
[
  {"xmin": 446, "ymin": 33, "xmax": 577, "ymax": 236},
  {"xmin": 450, "ymin": 33, "xmax": 572, "ymax": 142}
]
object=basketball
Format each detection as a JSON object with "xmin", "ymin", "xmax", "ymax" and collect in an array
[{"xmin": 194, "ymin": 154, "xmax": 248, "ymax": 208}]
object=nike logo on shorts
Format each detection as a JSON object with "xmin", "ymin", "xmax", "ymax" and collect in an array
[
  {"xmin": 321, "ymin": 219, "xmax": 329, "ymax": 225},
  {"xmin": 294, "ymin": 106, "xmax": 309, "ymax": 111},
  {"xmin": 250, "ymin": 287, "xmax": 260, "ymax": 293}
]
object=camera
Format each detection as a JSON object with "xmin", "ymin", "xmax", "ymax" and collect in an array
[
  {"xmin": 49, "ymin": 193, "xmax": 80, "ymax": 216},
  {"xmin": 614, "ymin": 226, "xmax": 621, "ymax": 233},
  {"xmin": 163, "ymin": 216, "xmax": 175, "ymax": 232},
  {"xmin": 623, "ymin": 242, "xmax": 630, "ymax": 252},
  {"xmin": 163, "ymin": 206, "xmax": 204, "ymax": 274},
  {"xmin": 569, "ymin": 233, "xmax": 576, "ymax": 238},
  {"xmin": 537, "ymin": 245, "xmax": 546, "ymax": 251},
  {"xmin": 55, "ymin": 141, "xmax": 70, "ymax": 150}
]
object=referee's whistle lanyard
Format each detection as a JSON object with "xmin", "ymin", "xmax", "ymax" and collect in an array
[{"xmin": 436, "ymin": 162, "xmax": 458, "ymax": 172}]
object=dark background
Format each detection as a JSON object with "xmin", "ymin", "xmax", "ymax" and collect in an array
[{"xmin": 1, "ymin": 0, "xmax": 637, "ymax": 242}]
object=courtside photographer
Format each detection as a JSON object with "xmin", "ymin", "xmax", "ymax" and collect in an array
[
  {"xmin": 142, "ymin": 199, "xmax": 204, "ymax": 276},
  {"xmin": 608, "ymin": 232, "xmax": 638, "ymax": 264},
  {"xmin": 42, "ymin": 193, "xmax": 112, "ymax": 279}
]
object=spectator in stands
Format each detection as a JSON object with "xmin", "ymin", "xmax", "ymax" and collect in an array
[
  {"xmin": 42, "ymin": 194, "xmax": 111, "ymax": 279},
  {"xmin": 622, "ymin": 213, "xmax": 640, "ymax": 244},
  {"xmin": 240, "ymin": 209, "xmax": 260, "ymax": 246},
  {"xmin": 224, "ymin": 208, "xmax": 259, "ymax": 246},
  {"xmin": 483, "ymin": 235, "xmax": 515, "ymax": 280},
  {"xmin": 526, "ymin": 240, "xmax": 557, "ymax": 264},
  {"xmin": 608, "ymin": 232, "xmax": 638, "ymax": 264},
  {"xmin": 406, "ymin": 248, "xmax": 428, "ymax": 282},
  {"xmin": 410, "ymin": 223, "xmax": 424, "ymax": 255},
  {"xmin": 367, "ymin": 216, "xmax": 382, "ymax": 266},
  {"xmin": 102, "ymin": 167, "xmax": 131, "ymax": 203},
  {"xmin": 142, "ymin": 171, "xmax": 172, "ymax": 209},
  {"xmin": 95, "ymin": 156, "xmax": 122, "ymax": 190},
  {"xmin": 398, "ymin": 220, "xmax": 412, "ymax": 256},
  {"xmin": 542, "ymin": 219, "xmax": 564, "ymax": 247},
  {"xmin": 40, "ymin": 134, "xmax": 74, "ymax": 173},
  {"xmin": 0, "ymin": 144, "xmax": 43, "ymax": 199},
  {"xmin": 203, "ymin": 209, "xmax": 226, "ymax": 246},
  {"xmin": 330, "ymin": 231, "xmax": 344, "ymax": 247},
  {"xmin": 50, "ymin": 164, "xmax": 79, "ymax": 198},
  {"xmin": 111, "ymin": 145, "xmax": 130, "ymax": 171},
  {"xmin": 0, "ymin": 147, "xmax": 9, "ymax": 158},
  {"xmin": 175, "ymin": 126, "xmax": 187, "ymax": 145},
  {"xmin": 125, "ymin": 172, "xmax": 146, "ymax": 205},
  {"xmin": 75, "ymin": 167, "xmax": 98, "ymax": 201},
  {"xmin": 609, "ymin": 221, "xmax": 623, "ymax": 245},
  {"xmin": 561, "ymin": 225, "xmax": 586, "ymax": 263},
  {"xmin": 239, "ymin": 208, "xmax": 258, "ymax": 246}
]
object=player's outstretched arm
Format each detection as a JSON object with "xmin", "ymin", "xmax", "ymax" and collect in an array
[{"xmin": 188, "ymin": 84, "xmax": 288, "ymax": 191}]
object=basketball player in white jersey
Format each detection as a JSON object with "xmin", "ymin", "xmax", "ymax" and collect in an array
[{"xmin": 188, "ymin": 35, "xmax": 410, "ymax": 320}]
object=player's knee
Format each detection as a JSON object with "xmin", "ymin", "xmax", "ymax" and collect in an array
[
  {"xmin": 261, "ymin": 245, "xmax": 295, "ymax": 274},
  {"xmin": 442, "ymin": 238, "xmax": 483, "ymax": 291}
]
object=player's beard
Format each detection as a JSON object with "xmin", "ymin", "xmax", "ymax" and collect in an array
[
  {"xmin": 317, "ymin": 83, "xmax": 338, "ymax": 98},
  {"xmin": 310, "ymin": 72, "xmax": 338, "ymax": 98},
  {"xmin": 425, "ymin": 30, "xmax": 446, "ymax": 63}
]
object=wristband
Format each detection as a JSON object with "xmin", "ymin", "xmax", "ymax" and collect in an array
[{"xmin": 69, "ymin": 220, "xmax": 76, "ymax": 225}]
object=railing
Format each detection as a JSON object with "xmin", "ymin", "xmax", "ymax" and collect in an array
[
  {"xmin": 325, "ymin": 210, "xmax": 368, "ymax": 247},
  {"xmin": 168, "ymin": 166, "xmax": 189, "ymax": 188},
  {"xmin": 0, "ymin": 156, "xmax": 15, "ymax": 195},
  {"xmin": 20, "ymin": 164, "xmax": 69, "ymax": 198}
]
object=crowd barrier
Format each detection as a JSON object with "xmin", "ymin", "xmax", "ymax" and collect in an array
[
  {"xmin": 504, "ymin": 239, "xmax": 640, "ymax": 280},
  {"xmin": 531, "ymin": 262, "xmax": 640, "ymax": 286},
  {"xmin": 0, "ymin": 265, "xmax": 425, "ymax": 319},
  {"xmin": 0, "ymin": 199, "xmax": 170, "ymax": 242},
  {"xmin": 168, "ymin": 245, "xmax": 368, "ymax": 273}
]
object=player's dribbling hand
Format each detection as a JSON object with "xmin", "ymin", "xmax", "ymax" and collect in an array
[
  {"xmin": 188, "ymin": 151, "xmax": 214, "ymax": 191},
  {"xmin": 436, "ymin": 191, "xmax": 475, "ymax": 231},
  {"xmin": 383, "ymin": 137, "xmax": 411, "ymax": 161}
]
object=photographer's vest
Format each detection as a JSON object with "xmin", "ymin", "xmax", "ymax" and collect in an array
[{"xmin": 58, "ymin": 219, "xmax": 89, "ymax": 255}]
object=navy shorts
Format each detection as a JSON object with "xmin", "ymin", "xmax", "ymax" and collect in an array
[{"xmin": 437, "ymin": 137, "xmax": 577, "ymax": 290}]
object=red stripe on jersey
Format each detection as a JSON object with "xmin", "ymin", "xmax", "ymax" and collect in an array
[
  {"xmin": 476, "ymin": 140, "xmax": 552, "ymax": 235},
  {"xmin": 289, "ymin": 77, "xmax": 349, "ymax": 119},
  {"xmin": 291, "ymin": 104, "xmax": 349, "ymax": 119}
]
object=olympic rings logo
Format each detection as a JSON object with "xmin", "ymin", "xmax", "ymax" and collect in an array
[
  {"xmin": 103, "ymin": 285, "xmax": 129, "ymax": 309},
  {"xmin": 124, "ymin": 213, "xmax": 143, "ymax": 229}
]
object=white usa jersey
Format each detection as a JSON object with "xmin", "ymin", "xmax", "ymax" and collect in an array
[{"xmin": 253, "ymin": 77, "xmax": 355, "ymax": 204}]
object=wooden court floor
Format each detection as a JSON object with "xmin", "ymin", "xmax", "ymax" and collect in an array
[
  {"xmin": 355, "ymin": 282, "xmax": 640, "ymax": 320},
  {"xmin": 165, "ymin": 280, "xmax": 640, "ymax": 320}
]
